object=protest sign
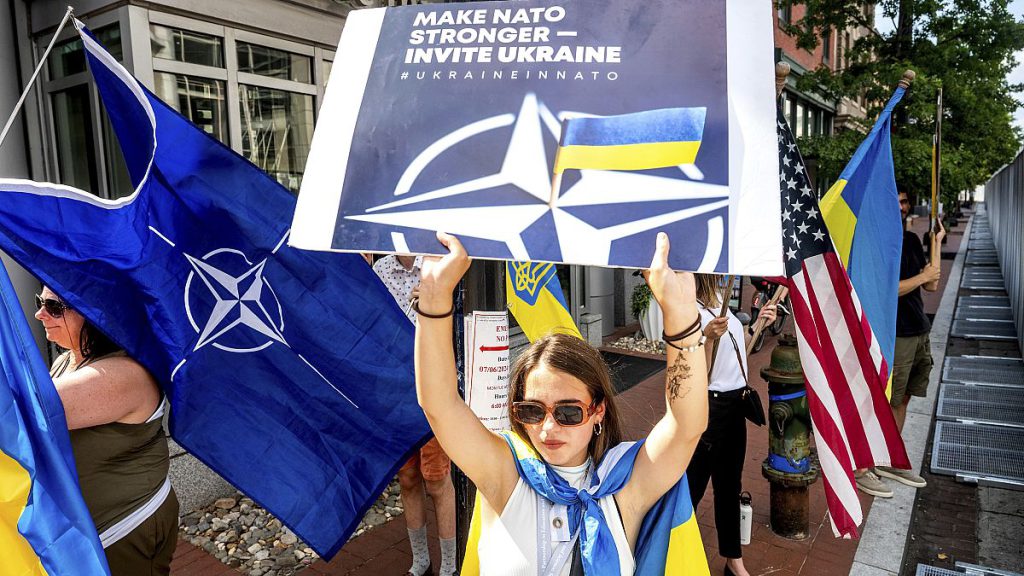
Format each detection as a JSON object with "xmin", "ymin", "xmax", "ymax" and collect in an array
[
  {"xmin": 464, "ymin": 311, "xmax": 511, "ymax": 432},
  {"xmin": 292, "ymin": 0, "xmax": 781, "ymax": 274}
]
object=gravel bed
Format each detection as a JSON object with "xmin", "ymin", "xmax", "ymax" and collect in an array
[
  {"xmin": 606, "ymin": 335, "xmax": 666, "ymax": 355},
  {"xmin": 178, "ymin": 480, "xmax": 402, "ymax": 575}
]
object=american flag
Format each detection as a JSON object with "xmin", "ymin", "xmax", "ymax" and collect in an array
[{"xmin": 775, "ymin": 109, "xmax": 910, "ymax": 538}]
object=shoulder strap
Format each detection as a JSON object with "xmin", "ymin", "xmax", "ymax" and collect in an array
[{"xmin": 726, "ymin": 330, "xmax": 748, "ymax": 383}]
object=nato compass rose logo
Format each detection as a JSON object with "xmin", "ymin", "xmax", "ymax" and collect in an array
[
  {"xmin": 147, "ymin": 226, "xmax": 359, "ymax": 408},
  {"xmin": 348, "ymin": 93, "xmax": 731, "ymax": 269},
  {"xmin": 183, "ymin": 249, "xmax": 285, "ymax": 354}
]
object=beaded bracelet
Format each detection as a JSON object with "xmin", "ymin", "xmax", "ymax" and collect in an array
[
  {"xmin": 412, "ymin": 298, "xmax": 455, "ymax": 319},
  {"xmin": 665, "ymin": 334, "xmax": 706, "ymax": 353}
]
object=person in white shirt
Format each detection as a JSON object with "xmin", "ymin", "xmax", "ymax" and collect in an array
[
  {"xmin": 415, "ymin": 232, "xmax": 709, "ymax": 575},
  {"xmin": 687, "ymin": 274, "xmax": 774, "ymax": 576}
]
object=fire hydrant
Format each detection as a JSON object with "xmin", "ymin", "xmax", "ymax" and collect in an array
[{"xmin": 760, "ymin": 334, "xmax": 820, "ymax": 540}]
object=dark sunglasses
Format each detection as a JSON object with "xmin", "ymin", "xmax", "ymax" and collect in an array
[
  {"xmin": 511, "ymin": 400, "xmax": 598, "ymax": 427},
  {"xmin": 35, "ymin": 294, "xmax": 71, "ymax": 318}
]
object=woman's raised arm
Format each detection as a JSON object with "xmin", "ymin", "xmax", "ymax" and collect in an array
[
  {"xmin": 415, "ymin": 232, "xmax": 518, "ymax": 506},
  {"xmin": 621, "ymin": 233, "xmax": 709, "ymax": 513}
]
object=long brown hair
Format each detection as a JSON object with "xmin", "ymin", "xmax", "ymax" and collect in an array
[
  {"xmin": 508, "ymin": 333, "xmax": 622, "ymax": 463},
  {"xmin": 695, "ymin": 274, "xmax": 722, "ymax": 309}
]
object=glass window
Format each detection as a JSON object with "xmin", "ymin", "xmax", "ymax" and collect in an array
[
  {"xmin": 322, "ymin": 60, "xmax": 333, "ymax": 88},
  {"xmin": 781, "ymin": 92, "xmax": 793, "ymax": 129},
  {"xmin": 49, "ymin": 25, "xmax": 122, "ymax": 80},
  {"xmin": 822, "ymin": 30, "xmax": 831, "ymax": 63},
  {"xmin": 777, "ymin": 3, "xmax": 792, "ymax": 25},
  {"xmin": 239, "ymin": 85, "xmax": 314, "ymax": 193},
  {"xmin": 150, "ymin": 25, "xmax": 224, "ymax": 67},
  {"xmin": 154, "ymin": 72, "xmax": 228, "ymax": 142},
  {"xmin": 795, "ymin": 101, "xmax": 805, "ymax": 138},
  {"xmin": 101, "ymin": 108, "xmax": 133, "ymax": 198},
  {"xmin": 51, "ymin": 85, "xmax": 99, "ymax": 192},
  {"xmin": 237, "ymin": 41, "xmax": 312, "ymax": 83}
]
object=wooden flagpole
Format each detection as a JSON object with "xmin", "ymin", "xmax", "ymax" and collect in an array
[{"xmin": 707, "ymin": 275, "xmax": 735, "ymax": 376}]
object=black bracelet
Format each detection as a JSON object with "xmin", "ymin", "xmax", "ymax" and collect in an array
[
  {"xmin": 412, "ymin": 298, "xmax": 455, "ymax": 319},
  {"xmin": 665, "ymin": 334, "xmax": 706, "ymax": 353},
  {"xmin": 663, "ymin": 314, "xmax": 702, "ymax": 342}
]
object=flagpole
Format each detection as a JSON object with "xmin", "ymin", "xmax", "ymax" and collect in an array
[
  {"xmin": 706, "ymin": 275, "xmax": 735, "ymax": 376},
  {"xmin": 746, "ymin": 286, "xmax": 789, "ymax": 356},
  {"xmin": 548, "ymin": 155, "xmax": 563, "ymax": 207},
  {"xmin": 0, "ymin": 6, "xmax": 75, "ymax": 150},
  {"xmin": 931, "ymin": 86, "xmax": 943, "ymax": 265}
]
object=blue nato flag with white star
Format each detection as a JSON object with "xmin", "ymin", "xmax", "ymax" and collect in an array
[{"xmin": 0, "ymin": 21, "xmax": 428, "ymax": 558}]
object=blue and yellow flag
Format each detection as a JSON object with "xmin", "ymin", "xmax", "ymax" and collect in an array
[
  {"xmin": 554, "ymin": 108, "xmax": 707, "ymax": 174},
  {"xmin": 461, "ymin": 431, "xmax": 708, "ymax": 575},
  {"xmin": 820, "ymin": 84, "xmax": 907, "ymax": 386},
  {"xmin": 506, "ymin": 261, "xmax": 582, "ymax": 342},
  {"xmin": 0, "ymin": 265, "xmax": 109, "ymax": 576}
]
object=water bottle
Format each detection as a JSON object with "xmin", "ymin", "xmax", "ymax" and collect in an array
[{"xmin": 739, "ymin": 491, "xmax": 753, "ymax": 545}]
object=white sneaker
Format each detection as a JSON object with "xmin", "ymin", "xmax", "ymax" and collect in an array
[
  {"xmin": 855, "ymin": 470, "xmax": 894, "ymax": 498},
  {"xmin": 875, "ymin": 466, "xmax": 928, "ymax": 488}
]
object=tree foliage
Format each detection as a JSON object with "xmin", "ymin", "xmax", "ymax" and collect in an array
[{"xmin": 781, "ymin": 0, "xmax": 1024, "ymax": 205}]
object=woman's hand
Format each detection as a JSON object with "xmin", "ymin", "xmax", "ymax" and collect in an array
[
  {"xmin": 704, "ymin": 317, "xmax": 728, "ymax": 340},
  {"xmin": 419, "ymin": 232, "xmax": 470, "ymax": 314},
  {"xmin": 642, "ymin": 233, "xmax": 696, "ymax": 331},
  {"xmin": 758, "ymin": 304, "xmax": 777, "ymax": 325}
]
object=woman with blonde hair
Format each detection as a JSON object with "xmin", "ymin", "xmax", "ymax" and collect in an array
[{"xmin": 415, "ymin": 231, "xmax": 709, "ymax": 575}]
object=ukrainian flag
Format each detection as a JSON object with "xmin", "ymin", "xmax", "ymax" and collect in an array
[
  {"xmin": 0, "ymin": 266, "xmax": 109, "ymax": 576},
  {"xmin": 820, "ymin": 84, "xmax": 908, "ymax": 387},
  {"xmin": 554, "ymin": 107, "xmax": 707, "ymax": 174},
  {"xmin": 506, "ymin": 261, "xmax": 582, "ymax": 342},
  {"xmin": 461, "ymin": 432, "xmax": 709, "ymax": 575}
]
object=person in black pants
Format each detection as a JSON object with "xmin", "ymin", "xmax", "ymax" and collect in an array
[{"xmin": 687, "ymin": 275, "xmax": 774, "ymax": 576}]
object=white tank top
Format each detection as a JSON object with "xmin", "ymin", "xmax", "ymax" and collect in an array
[{"xmin": 476, "ymin": 459, "xmax": 636, "ymax": 576}]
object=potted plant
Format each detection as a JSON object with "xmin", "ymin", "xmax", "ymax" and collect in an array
[{"xmin": 630, "ymin": 282, "xmax": 663, "ymax": 342}]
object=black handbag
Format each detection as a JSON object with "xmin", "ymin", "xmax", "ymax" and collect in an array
[{"xmin": 727, "ymin": 331, "xmax": 766, "ymax": 426}]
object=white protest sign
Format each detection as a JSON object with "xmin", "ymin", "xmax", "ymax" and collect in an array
[{"xmin": 464, "ymin": 311, "xmax": 511, "ymax": 432}]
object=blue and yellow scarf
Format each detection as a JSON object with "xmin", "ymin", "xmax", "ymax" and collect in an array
[{"xmin": 462, "ymin": 431, "xmax": 709, "ymax": 575}]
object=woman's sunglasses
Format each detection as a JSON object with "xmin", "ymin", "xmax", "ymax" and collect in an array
[
  {"xmin": 35, "ymin": 294, "xmax": 71, "ymax": 318},
  {"xmin": 511, "ymin": 400, "xmax": 597, "ymax": 427}
]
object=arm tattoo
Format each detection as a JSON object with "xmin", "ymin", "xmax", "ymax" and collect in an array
[{"xmin": 666, "ymin": 351, "xmax": 692, "ymax": 401}]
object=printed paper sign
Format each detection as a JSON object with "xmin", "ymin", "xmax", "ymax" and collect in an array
[
  {"xmin": 292, "ymin": 0, "xmax": 782, "ymax": 274},
  {"xmin": 464, "ymin": 311, "xmax": 511, "ymax": 432}
]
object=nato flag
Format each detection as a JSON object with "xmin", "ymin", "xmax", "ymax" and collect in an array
[{"xmin": 0, "ymin": 21, "xmax": 429, "ymax": 558}]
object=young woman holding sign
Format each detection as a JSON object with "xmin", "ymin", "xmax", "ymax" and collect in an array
[{"xmin": 414, "ymin": 231, "xmax": 709, "ymax": 575}]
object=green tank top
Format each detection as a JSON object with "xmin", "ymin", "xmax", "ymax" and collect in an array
[{"xmin": 52, "ymin": 351, "xmax": 170, "ymax": 534}]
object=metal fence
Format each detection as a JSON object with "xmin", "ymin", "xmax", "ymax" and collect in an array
[{"xmin": 983, "ymin": 149, "xmax": 1024, "ymax": 353}]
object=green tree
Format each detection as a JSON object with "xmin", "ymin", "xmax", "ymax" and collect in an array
[{"xmin": 780, "ymin": 0, "xmax": 1024, "ymax": 206}]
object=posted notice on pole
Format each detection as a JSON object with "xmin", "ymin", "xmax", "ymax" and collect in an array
[{"xmin": 464, "ymin": 311, "xmax": 511, "ymax": 432}]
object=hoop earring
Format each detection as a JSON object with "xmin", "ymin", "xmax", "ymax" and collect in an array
[{"xmin": 594, "ymin": 422, "xmax": 603, "ymax": 436}]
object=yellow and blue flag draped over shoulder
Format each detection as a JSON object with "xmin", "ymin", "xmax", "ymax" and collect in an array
[
  {"xmin": 0, "ymin": 265, "xmax": 110, "ymax": 576},
  {"xmin": 820, "ymin": 84, "xmax": 907, "ymax": 386},
  {"xmin": 506, "ymin": 262, "xmax": 581, "ymax": 342},
  {"xmin": 554, "ymin": 108, "xmax": 707, "ymax": 174},
  {"xmin": 461, "ymin": 432, "xmax": 709, "ymax": 576}
]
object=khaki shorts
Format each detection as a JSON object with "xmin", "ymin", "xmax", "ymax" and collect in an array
[
  {"xmin": 400, "ymin": 437, "xmax": 451, "ymax": 482},
  {"xmin": 891, "ymin": 333, "xmax": 933, "ymax": 407}
]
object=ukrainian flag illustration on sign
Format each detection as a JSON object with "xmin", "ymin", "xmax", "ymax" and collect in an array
[{"xmin": 555, "ymin": 107, "xmax": 707, "ymax": 174}]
